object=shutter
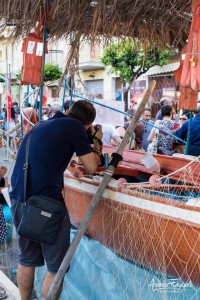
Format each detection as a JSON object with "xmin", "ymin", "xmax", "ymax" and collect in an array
[{"xmin": 84, "ymin": 79, "xmax": 103, "ymax": 98}]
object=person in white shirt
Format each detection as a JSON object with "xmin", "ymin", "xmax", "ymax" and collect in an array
[{"xmin": 101, "ymin": 124, "xmax": 121, "ymax": 147}]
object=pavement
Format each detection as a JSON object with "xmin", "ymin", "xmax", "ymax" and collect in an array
[
  {"xmin": 0, "ymin": 143, "xmax": 20, "ymax": 299},
  {"xmin": 0, "ymin": 271, "xmax": 20, "ymax": 300}
]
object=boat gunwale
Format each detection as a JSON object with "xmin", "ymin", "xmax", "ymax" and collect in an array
[{"xmin": 64, "ymin": 174, "xmax": 200, "ymax": 214}]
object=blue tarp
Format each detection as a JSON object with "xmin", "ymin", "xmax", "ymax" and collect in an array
[{"xmin": 35, "ymin": 229, "xmax": 200, "ymax": 300}]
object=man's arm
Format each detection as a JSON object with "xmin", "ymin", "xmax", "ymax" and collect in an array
[
  {"xmin": 79, "ymin": 125, "xmax": 103, "ymax": 174},
  {"xmin": 79, "ymin": 153, "xmax": 100, "ymax": 174},
  {"xmin": 111, "ymin": 135, "xmax": 121, "ymax": 147},
  {"xmin": 147, "ymin": 127, "xmax": 156, "ymax": 143}
]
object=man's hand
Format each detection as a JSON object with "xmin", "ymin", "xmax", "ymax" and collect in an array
[{"xmin": 90, "ymin": 124, "xmax": 103, "ymax": 141}]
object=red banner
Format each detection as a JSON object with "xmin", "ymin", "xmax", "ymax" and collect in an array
[{"xmin": 7, "ymin": 91, "xmax": 13, "ymax": 121}]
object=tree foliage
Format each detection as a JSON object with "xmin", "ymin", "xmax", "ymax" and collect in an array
[
  {"xmin": 44, "ymin": 63, "xmax": 62, "ymax": 82},
  {"xmin": 0, "ymin": 74, "xmax": 5, "ymax": 82},
  {"xmin": 101, "ymin": 39, "xmax": 173, "ymax": 84}
]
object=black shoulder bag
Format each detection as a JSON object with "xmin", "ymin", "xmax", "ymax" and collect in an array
[{"xmin": 18, "ymin": 123, "xmax": 66, "ymax": 245}]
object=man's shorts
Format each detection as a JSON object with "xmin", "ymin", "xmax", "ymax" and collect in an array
[{"xmin": 11, "ymin": 199, "xmax": 71, "ymax": 273}]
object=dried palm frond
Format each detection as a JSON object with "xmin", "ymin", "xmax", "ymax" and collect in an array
[{"xmin": 0, "ymin": 0, "xmax": 191, "ymax": 48}]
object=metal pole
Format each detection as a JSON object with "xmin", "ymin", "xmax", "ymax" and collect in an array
[
  {"xmin": 26, "ymin": 85, "xmax": 30, "ymax": 107},
  {"xmin": 0, "ymin": 74, "xmax": 10, "ymax": 161},
  {"xmin": 72, "ymin": 93, "xmax": 186, "ymax": 144},
  {"xmin": 184, "ymin": 111, "xmax": 192, "ymax": 155},
  {"xmin": 39, "ymin": 28, "xmax": 47, "ymax": 121},
  {"xmin": 61, "ymin": 72, "xmax": 68, "ymax": 112},
  {"xmin": 69, "ymin": 77, "xmax": 73, "ymax": 106},
  {"xmin": 46, "ymin": 80, "xmax": 156, "ymax": 300}
]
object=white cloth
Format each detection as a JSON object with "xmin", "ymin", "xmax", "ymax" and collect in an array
[
  {"xmin": 101, "ymin": 124, "xmax": 120, "ymax": 146},
  {"xmin": 5, "ymin": 120, "xmax": 17, "ymax": 137}
]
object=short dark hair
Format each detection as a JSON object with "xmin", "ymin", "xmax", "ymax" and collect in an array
[
  {"xmin": 127, "ymin": 108, "xmax": 136, "ymax": 116},
  {"xmin": 160, "ymin": 97, "xmax": 174, "ymax": 107},
  {"xmin": 161, "ymin": 105, "xmax": 172, "ymax": 117},
  {"xmin": 143, "ymin": 108, "xmax": 151, "ymax": 113},
  {"xmin": 68, "ymin": 100, "xmax": 96, "ymax": 125},
  {"xmin": 64, "ymin": 100, "xmax": 73, "ymax": 112},
  {"xmin": 5, "ymin": 107, "xmax": 16, "ymax": 120},
  {"xmin": 181, "ymin": 111, "xmax": 194, "ymax": 119}
]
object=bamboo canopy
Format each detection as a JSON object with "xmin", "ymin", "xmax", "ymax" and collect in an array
[{"xmin": 0, "ymin": 1, "xmax": 192, "ymax": 47}]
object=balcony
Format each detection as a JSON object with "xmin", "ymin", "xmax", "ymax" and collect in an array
[{"xmin": 78, "ymin": 61, "xmax": 105, "ymax": 71}]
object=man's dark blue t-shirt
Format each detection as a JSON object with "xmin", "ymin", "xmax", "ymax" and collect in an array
[
  {"xmin": 10, "ymin": 112, "xmax": 92, "ymax": 202},
  {"xmin": 175, "ymin": 114, "xmax": 200, "ymax": 156}
]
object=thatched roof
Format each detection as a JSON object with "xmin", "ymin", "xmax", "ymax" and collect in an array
[{"xmin": 0, "ymin": 1, "xmax": 192, "ymax": 48}]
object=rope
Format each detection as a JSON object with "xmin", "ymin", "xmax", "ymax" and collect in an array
[
  {"xmin": 72, "ymin": 92, "xmax": 186, "ymax": 144},
  {"xmin": 156, "ymin": 155, "xmax": 200, "ymax": 182},
  {"xmin": 121, "ymin": 155, "xmax": 200, "ymax": 188}
]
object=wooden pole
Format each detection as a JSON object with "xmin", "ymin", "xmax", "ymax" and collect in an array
[{"xmin": 46, "ymin": 80, "xmax": 156, "ymax": 300}]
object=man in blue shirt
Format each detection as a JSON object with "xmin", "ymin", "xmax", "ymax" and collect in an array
[
  {"xmin": 140, "ymin": 108, "xmax": 154, "ymax": 151},
  {"xmin": 175, "ymin": 106, "xmax": 200, "ymax": 156},
  {"xmin": 10, "ymin": 100, "xmax": 103, "ymax": 300}
]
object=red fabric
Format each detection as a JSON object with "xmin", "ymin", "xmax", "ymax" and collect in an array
[
  {"xmin": 178, "ymin": 86, "xmax": 198, "ymax": 110},
  {"xmin": 21, "ymin": 33, "xmax": 48, "ymax": 85},
  {"xmin": 41, "ymin": 86, "xmax": 49, "ymax": 106},
  {"xmin": 21, "ymin": 14, "xmax": 48, "ymax": 86},
  {"xmin": 22, "ymin": 107, "xmax": 39, "ymax": 134},
  {"xmin": 7, "ymin": 92, "xmax": 13, "ymax": 121},
  {"xmin": 173, "ymin": 0, "xmax": 200, "ymax": 109}
]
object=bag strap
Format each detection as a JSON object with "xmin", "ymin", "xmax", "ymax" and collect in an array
[{"xmin": 23, "ymin": 122, "xmax": 42, "ymax": 202}]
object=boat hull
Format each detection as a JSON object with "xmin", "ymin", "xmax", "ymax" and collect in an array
[
  {"xmin": 64, "ymin": 175, "xmax": 200, "ymax": 286},
  {"xmin": 102, "ymin": 146, "xmax": 200, "ymax": 184}
]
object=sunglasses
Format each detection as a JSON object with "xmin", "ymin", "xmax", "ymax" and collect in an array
[{"xmin": 180, "ymin": 118, "xmax": 187, "ymax": 121}]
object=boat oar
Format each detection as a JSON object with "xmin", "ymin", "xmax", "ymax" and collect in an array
[{"xmin": 46, "ymin": 80, "xmax": 156, "ymax": 300}]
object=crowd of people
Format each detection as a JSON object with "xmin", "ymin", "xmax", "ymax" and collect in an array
[
  {"xmin": 0, "ymin": 96, "xmax": 200, "ymax": 299},
  {"xmin": 0, "ymin": 96, "xmax": 200, "ymax": 159},
  {"xmin": 102, "ymin": 96, "xmax": 200, "ymax": 157}
]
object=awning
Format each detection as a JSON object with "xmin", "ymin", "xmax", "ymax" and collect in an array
[{"xmin": 143, "ymin": 62, "xmax": 180, "ymax": 77}]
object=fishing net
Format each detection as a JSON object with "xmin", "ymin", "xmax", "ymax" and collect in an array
[{"xmin": 62, "ymin": 156, "xmax": 200, "ymax": 299}]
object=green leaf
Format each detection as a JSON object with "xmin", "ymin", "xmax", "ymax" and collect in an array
[{"xmin": 101, "ymin": 39, "xmax": 173, "ymax": 83}]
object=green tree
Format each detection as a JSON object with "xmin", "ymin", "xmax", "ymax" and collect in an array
[
  {"xmin": 44, "ymin": 63, "xmax": 62, "ymax": 82},
  {"xmin": 101, "ymin": 39, "xmax": 172, "ymax": 84},
  {"xmin": 0, "ymin": 74, "xmax": 5, "ymax": 82}
]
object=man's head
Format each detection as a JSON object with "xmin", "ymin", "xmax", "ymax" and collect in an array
[
  {"xmin": 161, "ymin": 105, "xmax": 172, "ymax": 117},
  {"xmin": 160, "ymin": 97, "xmax": 174, "ymax": 107},
  {"xmin": 50, "ymin": 101, "xmax": 62, "ymax": 115},
  {"xmin": 126, "ymin": 108, "xmax": 136, "ymax": 121},
  {"xmin": 0, "ymin": 165, "xmax": 7, "ymax": 178},
  {"xmin": 64, "ymin": 100, "xmax": 74, "ymax": 115},
  {"xmin": 142, "ymin": 108, "xmax": 151, "ymax": 121},
  {"xmin": 42, "ymin": 106, "xmax": 50, "ymax": 116},
  {"xmin": 68, "ymin": 100, "xmax": 96, "ymax": 127}
]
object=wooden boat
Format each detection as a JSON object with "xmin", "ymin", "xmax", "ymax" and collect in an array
[
  {"xmin": 64, "ymin": 162, "xmax": 200, "ymax": 286},
  {"xmin": 102, "ymin": 145, "xmax": 200, "ymax": 184}
]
